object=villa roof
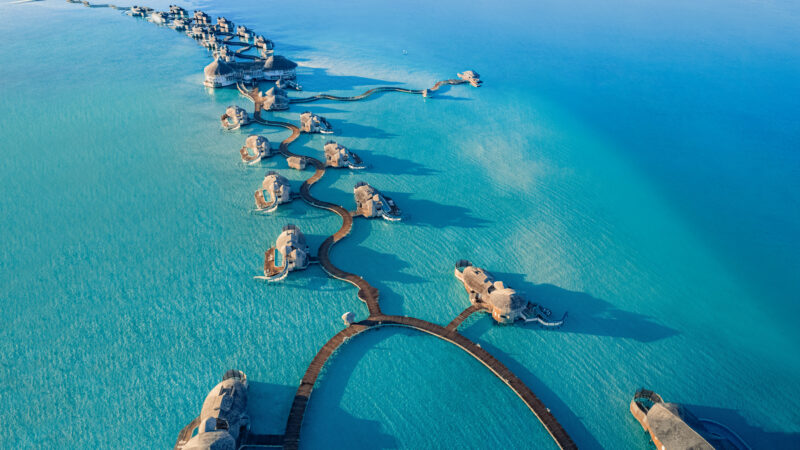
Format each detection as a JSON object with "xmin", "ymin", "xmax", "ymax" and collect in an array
[
  {"xmin": 263, "ymin": 55, "xmax": 297, "ymax": 71},
  {"xmin": 354, "ymin": 183, "xmax": 378, "ymax": 203},
  {"xmin": 646, "ymin": 403, "xmax": 714, "ymax": 449},
  {"xmin": 486, "ymin": 286, "xmax": 526, "ymax": 315},
  {"xmin": 276, "ymin": 227, "xmax": 307, "ymax": 251},
  {"xmin": 264, "ymin": 172, "xmax": 289, "ymax": 185},
  {"xmin": 199, "ymin": 378, "xmax": 248, "ymax": 425},
  {"xmin": 204, "ymin": 59, "xmax": 234, "ymax": 76},
  {"xmin": 245, "ymin": 135, "xmax": 269, "ymax": 149},
  {"xmin": 226, "ymin": 105, "xmax": 246, "ymax": 115},
  {"xmin": 462, "ymin": 266, "xmax": 494, "ymax": 293}
]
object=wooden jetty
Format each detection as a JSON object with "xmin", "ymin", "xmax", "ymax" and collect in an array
[
  {"xmin": 288, "ymin": 79, "xmax": 470, "ymax": 104},
  {"xmin": 282, "ymin": 315, "xmax": 577, "ymax": 450}
]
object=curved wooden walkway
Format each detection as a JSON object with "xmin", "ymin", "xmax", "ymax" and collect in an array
[
  {"xmin": 251, "ymin": 116, "xmax": 383, "ymax": 316},
  {"xmin": 289, "ymin": 79, "xmax": 468, "ymax": 103},
  {"xmin": 446, "ymin": 304, "xmax": 483, "ymax": 331},
  {"xmin": 282, "ymin": 315, "xmax": 577, "ymax": 450}
]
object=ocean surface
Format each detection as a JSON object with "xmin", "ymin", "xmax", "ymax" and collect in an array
[{"xmin": 1, "ymin": 0, "xmax": 798, "ymax": 448}]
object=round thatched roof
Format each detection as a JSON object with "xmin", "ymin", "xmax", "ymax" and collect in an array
[
  {"xmin": 263, "ymin": 55, "xmax": 298, "ymax": 71},
  {"xmin": 205, "ymin": 59, "xmax": 234, "ymax": 76}
]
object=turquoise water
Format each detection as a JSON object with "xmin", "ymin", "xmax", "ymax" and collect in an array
[{"xmin": 1, "ymin": 0, "xmax": 798, "ymax": 448}]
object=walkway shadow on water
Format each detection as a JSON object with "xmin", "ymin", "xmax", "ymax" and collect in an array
[
  {"xmin": 468, "ymin": 337, "xmax": 604, "ymax": 449},
  {"xmin": 339, "ymin": 223, "xmax": 426, "ymax": 314},
  {"xmin": 681, "ymin": 403, "xmax": 799, "ymax": 448},
  {"xmin": 334, "ymin": 119, "xmax": 398, "ymax": 140},
  {"xmin": 247, "ymin": 382, "xmax": 297, "ymax": 435},
  {"xmin": 293, "ymin": 330, "xmax": 400, "ymax": 448},
  {"xmin": 273, "ymin": 228, "xmax": 423, "ymax": 315},
  {"xmin": 247, "ymin": 381, "xmax": 397, "ymax": 448},
  {"xmin": 298, "ymin": 67, "xmax": 402, "ymax": 93},
  {"xmin": 471, "ymin": 272, "xmax": 677, "ymax": 342},
  {"xmin": 387, "ymin": 192, "xmax": 490, "ymax": 229}
]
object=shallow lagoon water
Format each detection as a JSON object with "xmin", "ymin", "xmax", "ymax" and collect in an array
[{"xmin": 0, "ymin": 0, "xmax": 798, "ymax": 448}]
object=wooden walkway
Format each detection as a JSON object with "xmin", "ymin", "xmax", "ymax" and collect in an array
[
  {"xmin": 289, "ymin": 79, "xmax": 468, "ymax": 104},
  {"xmin": 251, "ymin": 115, "xmax": 383, "ymax": 316},
  {"xmin": 446, "ymin": 304, "xmax": 483, "ymax": 331},
  {"xmin": 282, "ymin": 315, "xmax": 577, "ymax": 450}
]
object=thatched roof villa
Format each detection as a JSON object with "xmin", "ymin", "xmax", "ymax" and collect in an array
[
  {"xmin": 240, "ymin": 135, "xmax": 271, "ymax": 164},
  {"xmin": 353, "ymin": 181, "xmax": 401, "ymax": 221},
  {"xmin": 202, "ymin": 56, "xmax": 298, "ymax": 88},
  {"xmin": 221, "ymin": 105, "xmax": 249, "ymax": 129},
  {"xmin": 457, "ymin": 70, "xmax": 482, "ymax": 87},
  {"xmin": 258, "ymin": 224, "xmax": 310, "ymax": 281},
  {"xmin": 629, "ymin": 389, "xmax": 743, "ymax": 450},
  {"xmin": 177, "ymin": 370, "xmax": 249, "ymax": 450},
  {"xmin": 299, "ymin": 112, "xmax": 333, "ymax": 134},
  {"xmin": 453, "ymin": 260, "xmax": 565, "ymax": 326},
  {"xmin": 253, "ymin": 35, "xmax": 274, "ymax": 51},
  {"xmin": 169, "ymin": 5, "xmax": 187, "ymax": 18},
  {"xmin": 255, "ymin": 171, "xmax": 292, "ymax": 211},
  {"xmin": 193, "ymin": 10, "xmax": 211, "ymax": 25},
  {"xmin": 323, "ymin": 141, "xmax": 365, "ymax": 169},
  {"xmin": 216, "ymin": 16, "xmax": 234, "ymax": 33}
]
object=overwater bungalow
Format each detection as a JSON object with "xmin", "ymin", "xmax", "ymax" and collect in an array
[
  {"xmin": 171, "ymin": 17, "xmax": 190, "ymax": 31},
  {"xmin": 253, "ymin": 35, "xmax": 274, "ymax": 51},
  {"xmin": 175, "ymin": 370, "xmax": 249, "ymax": 450},
  {"xmin": 169, "ymin": 4, "xmax": 187, "ymax": 18},
  {"xmin": 239, "ymin": 135, "xmax": 271, "ymax": 164},
  {"xmin": 453, "ymin": 260, "xmax": 565, "ymax": 325},
  {"xmin": 261, "ymin": 87, "xmax": 289, "ymax": 111},
  {"xmin": 630, "ymin": 389, "xmax": 744, "ymax": 450},
  {"xmin": 258, "ymin": 224, "xmax": 309, "ymax": 282},
  {"xmin": 204, "ymin": 58, "xmax": 235, "ymax": 87},
  {"xmin": 323, "ymin": 141, "xmax": 365, "ymax": 169},
  {"xmin": 236, "ymin": 25, "xmax": 254, "ymax": 41},
  {"xmin": 221, "ymin": 105, "xmax": 249, "ymax": 129},
  {"xmin": 202, "ymin": 56, "xmax": 298, "ymax": 88},
  {"xmin": 457, "ymin": 70, "xmax": 482, "ymax": 87},
  {"xmin": 149, "ymin": 11, "xmax": 168, "ymax": 24},
  {"xmin": 215, "ymin": 45, "xmax": 235, "ymax": 62},
  {"xmin": 199, "ymin": 32, "xmax": 220, "ymax": 49},
  {"xmin": 353, "ymin": 182, "xmax": 402, "ymax": 221},
  {"xmin": 300, "ymin": 112, "xmax": 333, "ymax": 134},
  {"xmin": 188, "ymin": 24, "xmax": 206, "ymax": 38},
  {"xmin": 193, "ymin": 10, "xmax": 210, "ymax": 25},
  {"xmin": 129, "ymin": 5, "xmax": 152, "ymax": 17},
  {"xmin": 216, "ymin": 16, "xmax": 234, "ymax": 33},
  {"xmin": 255, "ymin": 171, "xmax": 292, "ymax": 212}
]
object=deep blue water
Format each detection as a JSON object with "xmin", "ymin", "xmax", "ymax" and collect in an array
[{"xmin": 0, "ymin": 0, "xmax": 798, "ymax": 448}]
